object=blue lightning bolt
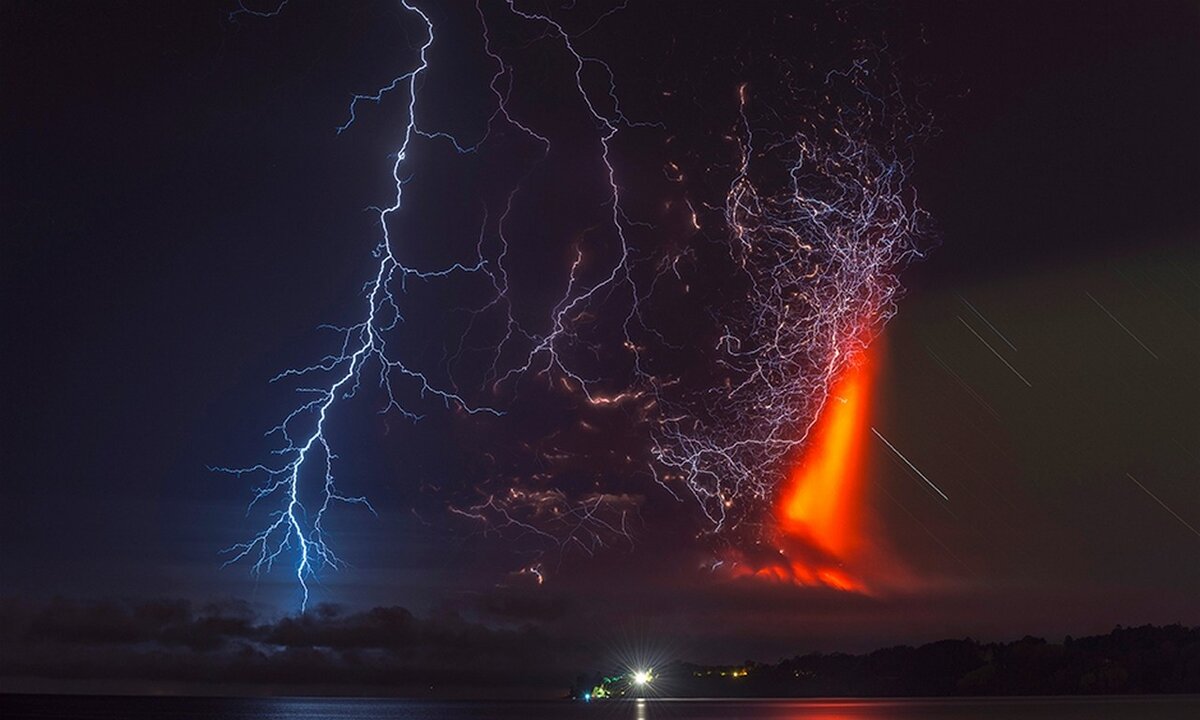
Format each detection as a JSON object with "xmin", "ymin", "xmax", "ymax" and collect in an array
[
  {"xmin": 219, "ymin": 0, "xmax": 930, "ymax": 602},
  {"xmin": 218, "ymin": 0, "xmax": 649, "ymax": 608},
  {"xmin": 216, "ymin": 1, "xmax": 507, "ymax": 612}
]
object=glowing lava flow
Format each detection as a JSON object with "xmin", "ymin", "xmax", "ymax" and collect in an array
[
  {"xmin": 727, "ymin": 348, "xmax": 878, "ymax": 593},
  {"xmin": 650, "ymin": 63, "xmax": 930, "ymax": 538},
  {"xmin": 219, "ymin": 1, "xmax": 930, "ymax": 604},
  {"xmin": 776, "ymin": 350, "xmax": 875, "ymax": 591}
]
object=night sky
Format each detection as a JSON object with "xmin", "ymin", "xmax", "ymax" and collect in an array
[{"xmin": 2, "ymin": 0, "xmax": 1198, "ymax": 697}]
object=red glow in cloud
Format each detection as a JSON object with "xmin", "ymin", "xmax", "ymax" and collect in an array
[
  {"xmin": 783, "ymin": 359, "xmax": 872, "ymax": 549},
  {"xmin": 724, "ymin": 348, "xmax": 885, "ymax": 593},
  {"xmin": 777, "ymin": 352, "xmax": 874, "ymax": 582}
]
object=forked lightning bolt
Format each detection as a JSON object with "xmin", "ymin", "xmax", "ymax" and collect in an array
[
  {"xmin": 219, "ymin": 1, "xmax": 932, "ymax": 605},
  {"xmin": 216, "ymin": 2, "xmax": 505, "ymax": 611},
  {"xmin": 218, "ymin": 1, "xmax": 645, "ymax": 608}
]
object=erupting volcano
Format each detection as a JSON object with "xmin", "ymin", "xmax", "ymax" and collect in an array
[
  {"xmin": 777, "ymin": 350, "xmax": 876, "ymax": 591},
  {"xmin": 726, "ymin": 347, "xmax": 885, "ymax": 593}
]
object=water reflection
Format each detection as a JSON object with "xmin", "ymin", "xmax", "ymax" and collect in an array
[
  {"xmin": 619, "ymin": 697, "xmax": 1200, "ymax": 720},
  {"xmin": 3, "ymin": 695, "xmax": 1199, "ymax": 720},
  {"xmin": 624, "ymin": 699, "xmax": 864, "ymax": 720}
]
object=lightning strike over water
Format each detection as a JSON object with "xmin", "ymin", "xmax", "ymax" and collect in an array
[
  {"xmin": 218, "ymin": 0, "xmax": 651, "ymax": 608},
  {"xmin": 219, "ymin": 1, "xmax": 933, "ymax": 607},
  {"xmin": 217, "ymin": 2, "xmax": 508, "ymax": 610},
  {"xmin": 8, "ymin": 0, "xmax": 1200, "ymax": 701}
]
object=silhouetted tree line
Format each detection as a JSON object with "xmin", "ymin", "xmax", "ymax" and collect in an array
[{"xmin": 572, "ymin": 624, "xmax": 1200, "ymax": 698}]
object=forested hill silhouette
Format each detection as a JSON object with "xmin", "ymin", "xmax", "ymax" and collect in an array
[{"xmin": 575, "ymin": 624, "xmax": 1200, "ymax": 698}]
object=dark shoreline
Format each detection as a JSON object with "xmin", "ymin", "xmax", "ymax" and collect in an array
[
  {"xmin": 4, "ymin": 692, "xmax": 1200, "ymax": 701},
  {"xmin": 4, "ymin": 691, "xmax": 1200, "ymax": 720},
  {"xmin": 574, "ymin": 624, "xmax": 1200, "ymax": 700},
  {"xmin": 2, "ymin": 624, "xmax": 1196, "ymax": 701}
]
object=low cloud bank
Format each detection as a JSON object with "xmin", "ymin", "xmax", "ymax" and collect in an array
[{"xmin": 0, "ymin": 597, "xmax": 592, "ymax": 697}]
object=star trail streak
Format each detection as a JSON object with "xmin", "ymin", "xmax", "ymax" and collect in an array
[
  {"xmin": 871, "ymin": 428, "xmax": 949, "ymax": 502},
  {"xmin": 650, "ymin": 66, "xmax": 931, "ymax": 536},
  {"xmin": 219, "ymin": 1, "xmax": 933, "ymax": 606}
]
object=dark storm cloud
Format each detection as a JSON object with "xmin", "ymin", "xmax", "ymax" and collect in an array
[
  {"xmin": 0, "ymin": 589, "xmax": 994, "ymax": 694},
  {"xmin": 2, "ymin": 0, "xmax": 1199, "ymax": 698},
  {"xmin": 465, "ymin": 588, "xmax": 573, "ymax": 624},
  {"xmin": 0, "ymin": 596, "xmax": 594, "ymax": 695},
  {"xmin": 9, "ymin": 598, "xmax": 258, "ymax": 651}
]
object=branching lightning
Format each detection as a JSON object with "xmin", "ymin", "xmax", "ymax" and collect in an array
[
  {"xmin": 220, "ymin": 1, "xmax": 933, "ymax": 606},
  {"xmin": 650, "ymin": 64, "xmax": 930, "ymax": 536},
  {"xmin": 441, "ymin": 0, "xmax": 655, "ymax": 556},
  {"xmin": 217, "ymin": 2, "xmax": 506, "ymax": 610},
  {"xmin": 219, "ymin": 0, "xmax": 648, "ymax": 608}
]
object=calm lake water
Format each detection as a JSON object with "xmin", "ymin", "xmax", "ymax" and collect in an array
[{"xmin": 3, "ymin": 695, "xmax": 1200, "ymax": 719}]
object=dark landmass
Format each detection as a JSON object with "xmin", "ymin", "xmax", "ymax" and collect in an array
[
  {"xmin": 575, "ymin": 624, "xmax": 1200, "ymax": 699},
  {"xmin": 3, "ymin": 597, "xmax": 1197, "ymax": 699}
]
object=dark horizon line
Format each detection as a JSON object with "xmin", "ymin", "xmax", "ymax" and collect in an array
[
  {"xmin": 570, "ymin": 623, "xmax": 1200, "ymax": 701},
  {"xmin": 3, "ymin": 623, "xmax": 1197, "ymax": 701}
]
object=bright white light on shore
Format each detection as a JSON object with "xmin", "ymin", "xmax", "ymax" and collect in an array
[{"xmin": 632, "ymin": 670, "xmax": 652, "ymax": 686}]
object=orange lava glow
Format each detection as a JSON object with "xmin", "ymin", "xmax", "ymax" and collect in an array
[
  {"xmin": 780, "ymin": 353, "xmax": 874, "ymax": 562},
  {"xmin": 725, "ymin": 350, "xmax": 879, "ymax": 593}
]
